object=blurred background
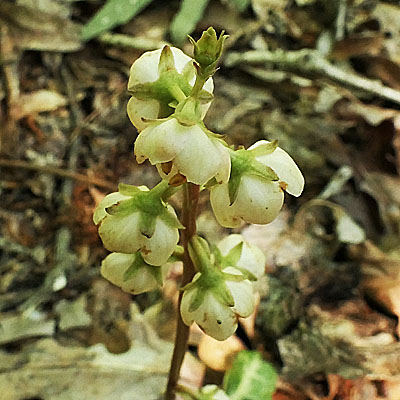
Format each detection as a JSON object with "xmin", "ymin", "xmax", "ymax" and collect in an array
[{"xmin": 1, "ymin": 0, "xmax": 400, "ymax": 399}]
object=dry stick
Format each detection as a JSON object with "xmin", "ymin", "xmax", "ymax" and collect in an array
[
  {"xmin": 166, "ymin": 183, "xmax": 200, "ymax": 400},
  {"xmin": 225, "ymin": 49, "xmax": 400, "ymax": 106},
  {"xmin": 0, "ymin": 158, "xmax": 116, "ymax": 191}
]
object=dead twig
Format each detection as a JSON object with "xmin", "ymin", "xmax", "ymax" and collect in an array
[
  {"xmin": 225, "ymin": 49, "xmax": 400, "ymax": 105},
  {"xmin": 0, "ymin": 158, "xmax": 116, "ymax": 191}
]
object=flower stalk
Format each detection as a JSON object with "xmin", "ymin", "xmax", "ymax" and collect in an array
[{"xmin": 166, "ymin": 183, "xmax": 200, "ymax": 400}]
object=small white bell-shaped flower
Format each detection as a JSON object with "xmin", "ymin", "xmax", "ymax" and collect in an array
[
  {"xmin": 134, "ymin": 116, "xmax": 230, "ymax": 186},
  {"xmin": 93, "ymin": 183, "xmax": 181, "ymax": 266},
  {"xmin": 101, "ymin": 252, "xmax": 168, "ymax": 294},
  {"xmin": 127, "ymin": 46, "xmax": 214, "ymax": 131},
  {"xmin": 180, "ymin": 237, "xmax": 255, "ymax": 341},
  {"xmin": 210, "ymin": 140, "xmax": 304, "ymax": 228},
  {"xmin": 216, "ymin": 234, "xmax": 265, "ymax": 280}
]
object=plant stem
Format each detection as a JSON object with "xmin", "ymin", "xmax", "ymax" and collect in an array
[{"xmin": 165, "ymin": 183, "xmax": 200, "ymax": 400}]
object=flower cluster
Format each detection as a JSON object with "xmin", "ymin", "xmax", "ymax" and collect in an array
[{"xmin": 93, "ymin": 28, "xmax": 304, "ymax": 342}]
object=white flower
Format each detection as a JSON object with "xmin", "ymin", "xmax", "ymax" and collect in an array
[
  {"xmin": 127, "ymin": 46, "xmax": 214, "ymax": 131},
  {"xmin": 134, "ymin": 118, "xmax": 230, "ymax": 185},
  {"xmin": 180, "ymin": 267, "xmax": 254, "ymax": 341},
  {"xmin": 217, "ymin": 234, "xmax": 265, "ymax": 280},
  {"xmin": 93, "ymin": 187, "xmax": 180, "ymax": 266},
  {"xmin": 210, "ymin": 140, "xmax": 304, "ymax": 228},
  {"xmin": 101, "ymin": 252, "xmax": 167, "ymax": 294}
]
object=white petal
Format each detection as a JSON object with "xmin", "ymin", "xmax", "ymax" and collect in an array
[
  {"xmin": 101, "ymin": 252, "xmax": 136, "ymax": 288},
  {"xmin": 232, "ymin": 175, "xmax": 284, "ymax": 225},
  {"xmin": 134, "ymin": 119, "xmax": 187, "ymax": 164},
  {"xmin": 93, "ymin": 192, "xmax": 131, "ymax": 225},
  {"xmin": 101, "ymin": 253, "xmax": 161, "ymax": 294},
  {"xmin": 196, "ymin": 292, "xmax": 238, "ymax": 341},
  {"xmin": 127, "ymin": 49, "xmax": 161, "ymax": 88},
  {"xmin": 223, "ymin": 267, "xmax": 255, "ymax": 318},
  {"xmin": 141, "ymin": 217, "xmax": 179, "ymax": 266},
  {"xmin": 98, "ymin": 212, "xmax": 141, "ymax": 254},
  {"xmin": 250, "ymin": 140, "xmax": 305, "ymax": 197},
  {"xmin": 210, "ymin": 184, "xmax": 243, "ymax": 228},
  {"xmin": 128, "ymin": 47, "xmax": 197, "ymax": 89},
  {"xmin": 121, "ymin": 266, "xmax": 160, "ymax": 294},
  {"xmin": 174, "ymin": 127, "xmax": 230, "ymax": 185},
  {"xmin": 214, "ymin": 141, "xmax": 231, "ymax": 184},
  {"xmin": 127, "ymin": 97, "xmax": 160, "ymax": 132}
]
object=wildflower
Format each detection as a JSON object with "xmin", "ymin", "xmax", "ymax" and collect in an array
[
  {"xmin": 180, "ymin": 237, "xmax": 255, "ymax": 341},
  {"xmin": 101, "ymin": 252, "xmax": 167, "ymax": 294},
  {"xmin": 127, "ymin": 46, "xmax": 213, "ymax": 131},
  {"xmin": 210, "ymin": 140, "xmax": 304, "ymax": 227},
  {"xmin": 93, "ymin": 183, "xmax": 181, "ymax": 266},
  {"xmin": 134, "ymin": 117, "xmax": 230, "ymax": 186}
]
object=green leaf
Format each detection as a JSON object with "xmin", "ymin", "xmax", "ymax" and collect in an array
[
  {"xmin": 223, "ymin": 351, "xmax": 278, "ymax": 400},
  {"xmin": 81, "ymin": 0, "xmax": 154, "ymax": 41},
  {"xmin": 230, "ymin": 0, "xmax": 251, "ymax": 12},
  {"xmin": 170, "ymin": 0, "xmax": 211, "ymax": 45}
]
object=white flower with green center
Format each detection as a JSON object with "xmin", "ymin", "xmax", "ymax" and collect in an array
[
  {"xmin": 210, "ymin": 140, "xmax": 304, "ymax": 228},
  {"xmin": 93, "ymin": 183, "xmax": 182, "ymax": 266},
  {"xmin": 101, "ymin": 252, "xmax": 168, "ymax": 294},
  {"xmin": 134, "ymin": 117, "xmax": 230, "ymax": 186},
  {"xmin": 180, "ymin": 237, "xmax": 255, "ymax": 341},
  {"xmin": 216, "ymin": 234, "xmax": 265, "ymax": 280},
  {"xmin": 127, "ymin": 46, "xmax": 214, "ymax": 132}
]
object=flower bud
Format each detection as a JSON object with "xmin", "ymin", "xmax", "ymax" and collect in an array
[
  {"xmin": 101, "ymin": 252, "xmax": 167, "ymax": 294},
  {"xmin": 134, "ymin": 118, "xmax": 230, "ymax": 186},
  {"xmin": 210, "ymin": 141, "xmax": 304, "ymax": 227},
  {"xmin": 93, "ymin": 184, "xmax": 181, "ymax": 266},
  {"xmin": 190, "ymin": 27, "xmax": 228, "ymax": 75},
  {"xmin": 127, "ymin": 46, "xmax": 214, "ymax": 131}
]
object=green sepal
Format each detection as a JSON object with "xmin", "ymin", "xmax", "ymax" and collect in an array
[
  {"xmin": 123, "ymin": 253, "xmax": 146, "ymax": 281},
  {"xmin": 188, "ymin": 287, "xmax": 206, "ymax": 313},
  {"xmin": 198, "ymin": 89, "xmax": 214, "ymax": 104},
  {"xmin": 222, "ymin": 272, "xmax": 246, "ymax": 283},
  {"xmin": 248, "ymin": 160, "xmax": 279, "ymax": 182},
  {"xmin": 189, "ymin": 236, "xmax": 212, "ymax": 273},
  {"xmin": 158, "ymin": 45, "xmax": 176, "ymax": 74},
  {"xmin": 212, "ymin": 281, "xmax": 234, "ymax": 308},
  {"xmin": 105, "ymin": 198, "xmax": 137, "ymax": 217},
  {"xmin": 182, "ymin": 60, "xmax": 196, "ymax": 84},
  {"xmin": 118, "ymin": 183, "xmax": 143, "ymax": 196},
  {"xmin": 159, "ymin": 208, "xmax": 184, "ymax": 229},
  {"xmin": 223, "ymin": 241, "xmax": 244, "ymax": 267},
  {"xmin": 148, "ymin": 264, "xmax": 163, "ymax": 286},
  {"xmin": 228, "ymin": 173, "xmax": 242, "ymax": 205},
  {"xmin": 248, "ymin": 140, "xmax": 278, "ymax": 157},
  {"xmin": 233, "ymin": 267, "xmax": 258, "ymax": 282},
  {"xmin": 139, "ymin": 212, "xmax": 157, "ymax": 238}
]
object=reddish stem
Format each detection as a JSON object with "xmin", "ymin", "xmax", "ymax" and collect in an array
[{"xmin": 165, "ymin": 183, "xmax": 200, "ymax": 400}]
